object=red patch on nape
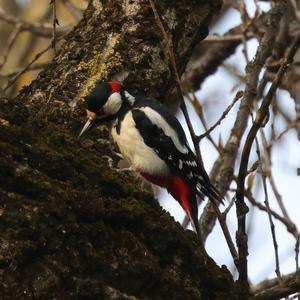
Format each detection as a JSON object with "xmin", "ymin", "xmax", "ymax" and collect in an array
[
  {"xmin": 108, "ymin": 81, "xmax": 122, "ymax": 93},
  {"xmin": 167, "ymin": 176, "xmax": 192, "ymax": 215}
]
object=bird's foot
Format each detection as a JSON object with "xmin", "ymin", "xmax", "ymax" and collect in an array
[
  {"xmin": 113, "ymin": 151, "xmax": 124, "ymax": 159},
  {"xmin": 102, "ymin": 155, "xmax": 135, "ymax": 176},
  {"xmin": 97, "ymin": 138, "xmax": 110, "ymax": 144},
  {"xmin": 97, "ymin": 138, "xmax": 124, "ymax": 159},
  {"xmin": 102, "ymin": 155, "xmax": 116, "ymax": 169}
]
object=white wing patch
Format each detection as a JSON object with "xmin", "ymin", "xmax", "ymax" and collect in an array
[
  {"xmin": 179, "ymin": 159, "xmax": 183, "ymax": 170},
  {"xmin": 187, "ymin": 172, "xmax": 193, "ymax": 179},
  {"xmin": 139, "ymin": 107, "xmax": 188, "ymax": 154},
  {"xmin": 196, "ymin": 183, "xmax": 202, "ymax": 192},
  {"xmin": 184, "ymin": 160, "xmax": 197, "ymax": 167}
]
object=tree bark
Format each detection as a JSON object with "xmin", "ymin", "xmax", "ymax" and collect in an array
[{"xmin": 0, "ymin": 1, "xmax": 237, "ymax": 299}]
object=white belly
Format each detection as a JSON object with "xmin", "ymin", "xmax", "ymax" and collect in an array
[{"xmin": 111, "ymin": 111, "xmax": 170, "ymax": 176}]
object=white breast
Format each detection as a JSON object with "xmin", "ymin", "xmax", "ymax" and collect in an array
[{"xmin": 111, "ymin": 111, "xmax": 170, "ymax": 176}]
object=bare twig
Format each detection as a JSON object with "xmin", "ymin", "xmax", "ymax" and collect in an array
[
  {"xmin": 0, "ymin": 7, "xmax": 68, "ymax": 38},
  {"xmin": 204, "ymin": 33, "xmax": 255, "ymax": 42},
  {"xmin": 251, "ymin": 269, "xmax": 300, "ymax": 300},
  {"xmin": 0, "ymin": 63, "xmax": 48, "ymax": 78},
  {"xmin": 246, "ymin": 191, "xmax": 299, "ymax": 238},
  {"xmin": 4, "ymin": 45, "xmax": 53, "ymax": 91},
  {"xmin": 50, "ymin": 0, "xmax": 59, "ymax": 54},
  {"xmin": 239, "ymin": 0, "xmax": 250, "ymax": 63},
  {"xmin": 235, "ymin": 3, "xmax": 289, "ymax": 295},
  {"xmin": 253, "ymin": 133, "xmax": 282, "ymax": 283},
  {"xmin": 222, "ymin": 196, "xmax": 236, "ymax": 218},
  {"xmin": 257, "ymin": 106, "xmax": 300, "ymax": 284},
  {"xmin": 0, "ymin": 25, "xmax": 21, "ymax": 71},
  {"xmin": 186, "ymin": 92, "xmax": 220, "ymax": 153},
  {"xmin": 148, "ymin": 0, "xmax": 202, "ymax": 161},
  {"xmin": 61, "ymin": 0, "xmax": 83, "ymax": 20},
  {"xmin": 262, "ymin": 175, "xmax": 282, "ymax": 281},
  {"xmin": 198, "ymin": 90, "xmax": 243, "ymax": 141},
  {"xmin": 267, "ymin": 114, "xmax": 300, "ymax": 149},
  {"xmin": 296, "ymin": 235, "xmax": 300, "ymax": 271},
  {"xmin": 211, "ymin": 200, "xmax": 239, "ymax": 265},
  {"xmin": 259, "ymin": 122, "xmax": 292, "ymax": 221}
]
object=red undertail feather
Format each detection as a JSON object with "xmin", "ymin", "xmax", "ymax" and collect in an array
[
  {"xmin": 166, "ymin": 176, "xmax": 192, "ymax": 216},
  {"xmin": 140, "ymin": 172, "xmax": 202, "ymax": 241},
  {"xmin": 140, "ymin": 173, "xmax": 193, "ymax": 217}
]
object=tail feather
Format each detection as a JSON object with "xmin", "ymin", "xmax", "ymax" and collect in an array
[
  {"xmin": 196, "ymin": 182, "xmax": 224, "ymax": 204},
  {"xmin": 189, "ymin": 216, "xmax": 202, "ymax": 241},
  {"xmin": 188, "ymin": 211, "xmax": 207, "ymax": 252}
]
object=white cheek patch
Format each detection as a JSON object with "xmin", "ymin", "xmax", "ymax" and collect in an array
[{"xmin": 103, "ymin": 92, "xmax": 122, "ymax": 115}]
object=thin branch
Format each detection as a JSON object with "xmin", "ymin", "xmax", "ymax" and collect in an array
[
  {"xmin": 4, "ymin": 45, "xmax": 52, "ymax": 91},
  {"xmin": 0, "ymin": 25, "xmax": 21, "ymax": 71},
  {"xmin": 222, "ymin": 196, "xmax": 236, "ymax": 218},
  {"xmin": 235, "ymin": 3, "xmax": 289, "ymax": 295},
  {"xmin": 239, "ymin": 0, "xmax": 250, "ymax": 63},
  {"xmin": 212, "ymin": 200, "xmax": 239, "ymax": 265},
  {"xmin": 0, "ymin": 7, "xmax": 68, "ymax": 38},
  {"xmin": 246, "ymin": 191, "xmax": 299, "ymax": 238},
  {"xmin": 251, "ymin": 270, "xmax": 300, "ymax": 300},
  {"xmin": 186, "ymin": 92, "xmax": 220, "ymax": 153},
  {"xmin": 50, "ymin": 0, "xmax": 59, "ymax": 54},
  {"xmin": 267, "ymin": 114, "xmax": 300, "ymax": 149},
  {"xmin": 255, "ymin": 140, "xmax": 282, "ymax": 282},
  {"xmin": 148, "ymin": 0, "xmax": 201, "ymax": 161},
  {"xmin": 197, "ymin": 90, "xmax": 243, "ymax": 141},
  {"xmin": 259, "ymin": 123, "xmax": 292, "ymax": 221},
  {"xmin": 249, "ymin": 105, "xmax": 283, "ymax": 284},
  {"xmin": 0, "ymin": 63, "xmax": 48, "ymax": 78},
  {"xmin": 296, "ymin": 235, "xmax": 300, "ymax": 271},
  {"xmin": 204, "ymin": 33, "xmax": 255, "ymax": 42},
  {"xmin": 61, "ymin": 0, "xmax": 83, "ymax": 20}
]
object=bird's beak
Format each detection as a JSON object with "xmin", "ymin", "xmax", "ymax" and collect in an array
[
  {"xmin": 78, "ymin": 119, "xmax": 95, "ymax": 141},
  {"xmin": 77, "ymin": 115, "xmax": 115, "ymax": 142}
]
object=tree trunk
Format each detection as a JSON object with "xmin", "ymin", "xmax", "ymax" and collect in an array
[{"xmin": 0, "ymin": 1, "xmax": 237, "ymax": 299}]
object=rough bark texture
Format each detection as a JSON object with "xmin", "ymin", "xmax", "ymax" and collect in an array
[{"xmin": 0, "ymin": 1, "xmax": 237, "ymax": 299}]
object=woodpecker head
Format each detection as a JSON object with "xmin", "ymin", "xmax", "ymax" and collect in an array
[{"xmin": 78, "ymin": 81, "xmax": 133, "ymax": 141}]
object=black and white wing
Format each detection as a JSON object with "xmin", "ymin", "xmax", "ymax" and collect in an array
[{"xmin": 131, "ymin": 101, "xmax": 222, "ymax": 203}]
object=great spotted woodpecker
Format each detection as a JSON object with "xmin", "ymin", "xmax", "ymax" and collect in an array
[{"xmin": 78, "ymin": 81, "xmax": 222, "ymax": 242}]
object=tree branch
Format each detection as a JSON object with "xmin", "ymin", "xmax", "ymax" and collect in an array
[{"xmin": 252, "ymin": 270, "xmax": 300, "ymax": 300}]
